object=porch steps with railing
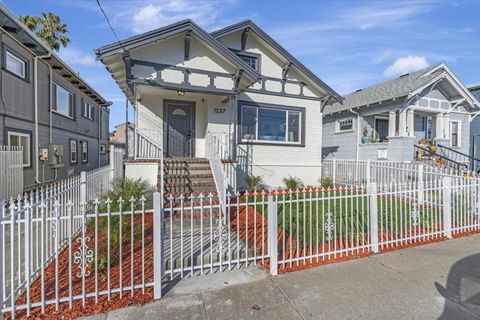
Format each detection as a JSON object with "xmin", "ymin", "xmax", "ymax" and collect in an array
[{"xmin": 160, "ymin": 158, "xmax": 218, "ymax": 198}]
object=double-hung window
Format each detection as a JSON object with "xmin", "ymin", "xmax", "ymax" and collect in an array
[
  {"xmin": 82, "ymin": 101, "xmax": 95, "ymax": 120},
  {"xmin": 5, "ymin": 49, "xmax": 27, "ymax": 79},
  {"xmin": 70, "ymin": 139, "xmax": 78, "ymax": 164},
  {"xmin": 450, "ymin": 121, "xmax": 460, "ymax": 147},
  {"xmin": 7, "ymin": 130, "xmax": 31, "ymax": 167},
  {"xmin": 53, "ymin": 83, "xmax": 74, "ymax": 118},
  {"xmin": 240, "ymin": 104, "xmax": 302, "ymax": 144},
  {"xmin": 81, "ymin": 140, "xmax": 88, "ymax": 163}
]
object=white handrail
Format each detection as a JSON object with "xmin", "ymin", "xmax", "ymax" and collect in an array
[
  {"xmin": 207, "ymin": 132, "xmax": 228, "ymax": 214},
  {"xmin": 136, "ymin": 129, "xmax": 163, "ymax": 160}
]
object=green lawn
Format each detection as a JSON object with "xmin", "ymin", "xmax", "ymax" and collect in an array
[{"xmin": 247, "ymin": 190, "xmax": 443, "ymax": 247}]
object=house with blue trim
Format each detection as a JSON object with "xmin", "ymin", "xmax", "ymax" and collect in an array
[{"xmin": 322, "ymin": 64, "xmax": 480, "ymax": 171}]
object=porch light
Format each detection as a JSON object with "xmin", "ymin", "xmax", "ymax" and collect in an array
[{"xmin": 177, "ymin": 90, "xmax": 185, "ymax": 96}]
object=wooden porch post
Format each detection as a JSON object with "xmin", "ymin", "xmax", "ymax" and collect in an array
[{"xmin": 388, "ymin": 111, "xmax": 396, "ymax": 137}]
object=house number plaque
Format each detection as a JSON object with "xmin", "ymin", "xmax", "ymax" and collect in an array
[{"xmin": 213, "ymin": 107, "xmax": 226, "ymax": 114}]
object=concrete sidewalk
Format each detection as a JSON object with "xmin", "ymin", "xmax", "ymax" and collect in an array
[{"xmin": 86, "ymin": 234, "xmax": 480, "ymax": 320}]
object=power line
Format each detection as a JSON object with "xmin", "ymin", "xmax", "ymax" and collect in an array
[{"xmin": 96, "ymin": 0, "xmax": 127, "ymax": 52}]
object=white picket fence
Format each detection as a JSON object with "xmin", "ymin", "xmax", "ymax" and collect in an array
[
  {"xmin": 321, "ymin": 158, "xmax": 470, "ymax": 188},
  {"xmin": 0, "ymin": 146, "xmax": 23, "ymax": 201},
  {"xmin": 2, "ymin": 163, "xmax": 480, "ymax": 317}
]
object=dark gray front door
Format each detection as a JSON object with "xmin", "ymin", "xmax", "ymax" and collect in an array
[{"xmin": 165, "ymin": 101, "xmax": 195, "ymax": 157}]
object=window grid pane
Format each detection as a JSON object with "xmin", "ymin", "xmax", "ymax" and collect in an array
[{"xmin": 257, "ymin": 108, "xmax": 286, "ymax": 142}]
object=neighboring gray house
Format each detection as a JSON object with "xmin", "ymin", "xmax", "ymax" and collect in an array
[
  {"xmin": 322, "ymin": 63, "xmax": 480, "ymax": 167},
  {"xmin": 0, "ymin": 5, "xmax": 110, "ymax": 189},
  {"xmin": 468, "ymin": 84, "xmax": 480, "ymax": 160}
]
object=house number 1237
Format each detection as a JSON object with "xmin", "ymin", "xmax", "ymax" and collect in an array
[{"xmin": 214, "ymin": 108, "xmax": 226, "ymax": 114}]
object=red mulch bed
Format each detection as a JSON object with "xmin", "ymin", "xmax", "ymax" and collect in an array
[
  {"xmin": 8, "ymin": 213, "xmax": 155, "ymax": 320},
  {"xmin": 10, "ymin": 202, "xmax": 480, "ymax": 319}
]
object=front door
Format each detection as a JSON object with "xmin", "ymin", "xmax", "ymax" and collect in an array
[{"xmin": 164, "ymin": 101, "xmax": 195, "ymax": 157}]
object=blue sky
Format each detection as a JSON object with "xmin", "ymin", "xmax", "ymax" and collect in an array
[{"xmin": 2, "ymin": 0, "xmax": 479, "ymax": 130}]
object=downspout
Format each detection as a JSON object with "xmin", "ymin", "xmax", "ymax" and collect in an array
[
  {"xmin": 34, "ymin": 52, "xmax": 52, "ymax": 184},
  {"xmin": 98, "ymin": 105, "xmax": 102, "ymax": 167}
]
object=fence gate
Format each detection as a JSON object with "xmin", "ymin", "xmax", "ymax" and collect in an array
[{"xmin": 154, "ymin": 191, "xmax": 270, "ymax": 297}]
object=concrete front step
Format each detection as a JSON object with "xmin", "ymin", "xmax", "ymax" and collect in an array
[
  {"xmin": 161, "ymin": 158, "xmax": 218, "ymax": 196},
  {"xmin": 162, "ymin": 182, "xmax": 217, "ymax": 194}
]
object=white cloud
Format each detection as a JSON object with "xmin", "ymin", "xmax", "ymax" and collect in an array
[
  {"xmin": 58, "ymin": 47, "xmax": 96, "ymax": 67},
  {"xmin": 383, "ymin": 56, "xmax": 430, "ymax": 77},
  {"xmin": 110, "ymin": 0, "xmax": 226, "ymax": 33}
]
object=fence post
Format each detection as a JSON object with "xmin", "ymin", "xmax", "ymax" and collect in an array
[
  {"xmin": 153, "ymin": 192, "xmax": 164, "ymax": 299},
  {"xmin": 0, "ymin": 200, "xmax": 3, "ymax": 309},
  {"xmin": 80, "ymin": 171, "xmax": 87, "ymax": 204},
  {"xmin": 443, "ymin": 177, "xmax": 452, "ymax": 239},
  {"xmin": 109, "ymin": 145, "xmax": 115, "ymax": 182},
  {"xmin": 366, "ymin": 159, "xmax": 371, "ymax": 188},
  {"xmin": 368, "ymin": 182, "xmax": 379, "ymax": 253},
  {"xmin": 418, "ymin": 164, "xmax": 424, "ymax": 205},
  {"xmin": 332, "ymin": 157, "xmax": 336, "ymax": 187},
  {"xmin": 268, "ymin": 192, "xmax": 278, "ymax": 276}
]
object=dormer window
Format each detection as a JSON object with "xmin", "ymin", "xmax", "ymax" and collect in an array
[{"xmin": 237, "ymin": 53, "xmax": 258, "ymax": 71}]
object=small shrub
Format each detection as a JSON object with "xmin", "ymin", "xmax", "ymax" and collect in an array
[
  {"xmin": 245, "ymin": 175, "xmax": 264, "ymax": 190},
  {"xmin": 282, "ymin": 176, "xmax": 303, "ymax": 190},
  {"xmin": 89, "ymin": 177, "xmax": 155, "ymax": 263},
  {"xmin": 320, "ymin": 178, "xmax": 333, "ymax": 188}
]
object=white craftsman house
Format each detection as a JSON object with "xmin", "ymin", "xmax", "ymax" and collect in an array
[
  {"xmin": 96, "ymin": 20, "xmax": 342, "ymax": 192},
  {"xmin": 322, "ymin": 64, "xmax": 480, "ymax": 172}
]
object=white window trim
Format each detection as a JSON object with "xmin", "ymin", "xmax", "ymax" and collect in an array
[
  {"xmin": 82, "ymin": 101, "xmax": 95, "ymax": 120},
  {"xmin": 81, "ymin": 141, "xmax": 88, "ymax": 163},
  {"xmin": 7, "ymin": 131, "xmax": 30, "ymax": 167},
  {"xmin": 335, "ymin": 118, "xmax": 354, "ymax": 134},
  {"xmin": 53, "ymin": 82, "xmax": 74, "ymax": 119},
  {"xmin": 240, "ymin": 105, "xmax": 302, "ymax": 145},
  {"xmin": 70, "ymin": 139, "xmax": 78, "ymax": 164},
  {"xmin": 450, "ymin": 120, "xmax": 461, "ymax": 148},
  {"xmin": 5, "ymin": 50, "xmax": 26, "ymax": 79}
]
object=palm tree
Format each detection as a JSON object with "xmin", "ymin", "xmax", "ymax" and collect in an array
[
  {"xmin": 19, "ymin": 15, "xmax": 38, "ymax": 31},
  {"xmin": 18, "ymin": 12, "xmax": 70, "ymax": 51}
]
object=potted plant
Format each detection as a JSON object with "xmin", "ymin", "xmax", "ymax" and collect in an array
[
  {"xmin": 371, "ymin": 129, "xmax": 378, "ymax": 143},
  {"xmin": 362, "ymin": 127, "xmax": 370, "ymax": 144},
  {"xmin": 430, "ymin": 142, "xmax": 438, "ymax": 154}
]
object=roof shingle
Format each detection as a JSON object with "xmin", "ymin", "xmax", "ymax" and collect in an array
[{"xmin": 324, "ymin": 64, "xmax": 443, "ymax": 115}]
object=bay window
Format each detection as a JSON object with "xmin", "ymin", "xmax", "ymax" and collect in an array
[{"xmin": 240, "ymin": 104, "xmax": 303, "ymax": 144}]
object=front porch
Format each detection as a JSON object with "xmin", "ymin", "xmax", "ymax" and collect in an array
[
  {"xmin": 133, "ymin": 85, "xmax": 236, "ymax": 161},
  {"xmin": 359, "ymin": 107, "xmax": 455, "ymax": 162}
]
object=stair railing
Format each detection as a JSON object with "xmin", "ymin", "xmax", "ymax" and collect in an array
[
  {"xmin": 136, "ymin": 129, "xmax": 163, "ymax": 160},
  {"xmin": 135, "ymin": 129, "xmax": 164, "ymax": 202},
  {"xmin": 414, "ymin": 144, "xmax": 468, "ymax": 173},
  {"xmin": 207, "ymin": 131, "xmax": 228, "ymax": 215},
  {"xmin": 437, "ymin": 144, "xmax": 480, "ymax": 174}
]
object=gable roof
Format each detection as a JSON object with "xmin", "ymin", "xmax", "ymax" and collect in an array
[
  {"xmin": 211, "ymin": 20, "xmax": 343, "ymax": 104},
  {"xmin": 324, "ymin": 63, "xmax": 479, "ymax": 115},
  {"xmin": 0, "ymin": 4, "xmax": 108, "ymax": 105},
  {"xmin": 95, "ymin": 19, "xmax": 260, "ymax": 82}
]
